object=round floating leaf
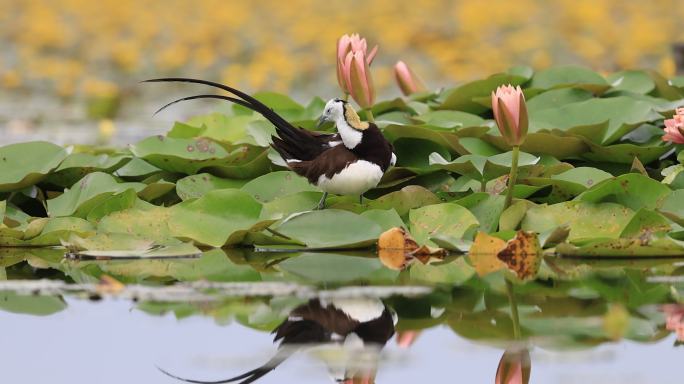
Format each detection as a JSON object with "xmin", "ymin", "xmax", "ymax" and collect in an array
[
  {"xmin": 415, "ymin": 110, "xmax": 486, "ymax": 129},
  {"xmin": 86, "ymin": 188, "xmax": 139, "ymax": 223},
  {"xmin": 44, "ymin": 153, "xmax": 130, "ymax": 187},
  {"xmin": 368, "ymin": 186, "xmax": 441, "ymax": 216},
  {"xmin": 274, "ymin": 209, "xmax": 382, "ymax": 249},
  {"xmin": 260, "ymin": 191, "xmax": 322, "ymax": 219},
  {"xmin": 530, "ymin": 97, "xmax": 659, "ymax": 145},
  {"xmin": 241, "ymin": 171, "xmax": 318, "ymax": 202},
  {"xmin": 0, "ymin": 141, "xmax": 68, "ymax": 192},
  {"xmin": 47, "ymin": 172, "xmax": 145, "ymax": 218},
  {"xmin": 360, "ymin": 209, "xmax": 405, "ymax": 232},
  {"xmin": 606, "ymin": 70, "xmax": 656, "ymax": 94},
  {"xmin": 580, "ymin": 141, "xmax": 670, "ymax": 164},
  {"xmin": 176, "ymin": 173, "xmax": 247, "ymax": 201},
  {"xmin": 530, "ymin": 65, "xmax": 608, "ymax": 92},
  {"xmin": 556, "ymin": 236, "xmax": 684, "ymax": 257},
  {"xmin": 576, "ymin": 173, "xmax": 671, "ymax": 211},
  {"xmin": 114, "ymin": 157, "xmax": 161, "ymax": 179},
  {"xmin": 527, "ymin": 88, "xmax": 594, "ymax": 113},
  {"xmin": 168, "ymin": 189, "xmax": 269, "ymax": 247},
  {"xmin": 409, "ymin": 203, "xmax": 479, "ymax": 246},
  {"xmin": 130, "ymin": 136, "xmax": 229, "ymax": 174},
  {"xmin": 521, "ymin": 201, "xmax": 634, "ymax": 244},
  {"xmin": 658, "ymin": 190, "xmax": 684, "ymax": 226},
  {"xmin": 437, "ymin": 73, "xmax": 527, "ymax": 113},
  {"xmin": 393, "ymin": 138, "xmax": 451, "ymax": 170},
  {"xmin": 98, "ymin": 205, "xmax": 173, "ymax": 242},
  {"xmin": 455, "ymin": 193, "xmax": 505, "ymax": 233}
]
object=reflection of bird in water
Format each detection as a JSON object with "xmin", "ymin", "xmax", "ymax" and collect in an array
[{"xmin": 159, "ymin": 298, "xmax": 397, "ymax": 384}]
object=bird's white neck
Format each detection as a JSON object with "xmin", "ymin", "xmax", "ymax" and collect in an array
[{"xmin": 335, "ymin": 116, "xmax": 363, "ymax": 149}]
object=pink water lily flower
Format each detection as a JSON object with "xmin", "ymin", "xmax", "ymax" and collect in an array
[
  {"xmin": 394, "ymin": 61, "xmax": 426, "ymax": 96},
  {"xmin": 336, "ymin": 33, "xmax": 377, "ymax": 95},
  {"xmin": 492, "ymin": 85, "xmax": 528, "ymax": 147},
  {"xmin": 663, "ymin": 107, "xmax": 684, "ymax": 144},
  {"xmin": 343, "ymin": 50, "xmax": 375, "ymax": 109}
]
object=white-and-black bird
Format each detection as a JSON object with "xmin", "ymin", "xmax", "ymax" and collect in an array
[
  {"xmin": 159, "ymin": 298, "xmax": 397, "ymax": 384},
  {"xmin": 145, "ymin": 78, "xmax": 396, "ymax": 209}
]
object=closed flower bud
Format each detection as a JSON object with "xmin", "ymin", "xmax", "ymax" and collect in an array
[
  {"xmin": 344, "ymin": 50, "xmax": 375, "ymax": 109},
  {"xmin": 394, "ymin": 61, "xmax": 426, "ymax": 96},
  {"xmin": 492, "ymin": 85, "xmax": 528, "ymax": 147},
  {"xmin": 336, "ymin": 33, "xmax": 377, "ymax": 95}
]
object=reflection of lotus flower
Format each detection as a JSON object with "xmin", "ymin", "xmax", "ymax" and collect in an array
[
  {"xmin": 343, "ymin": 50, "xmax": 375, "ymax": 109},
  {"xmin": 663, "ymin": 108, "xmax": 684, "ymax": 144},
  {"xmin": 662, "ymin": 304, "xmax": 684, "ymax": 340},
  {"xmin": 495, "ymin": 348, "xmax": 531, "ymax": 384},
  {"xmin": 394, "ymin": 61, "xmax": 426, "ymax": 96},
  {"xmin": 336, "ymin": 34, "xmax": 378, "ymax": 95},
  {"xmin": 396, "ymin": 330, "xmax": 421, "ymax": 348},
  {"xmin": 492, "ymin": 85, "xmax": 528, "ymax": 147}
]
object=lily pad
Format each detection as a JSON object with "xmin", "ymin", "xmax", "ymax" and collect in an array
[
  {"xmin": 409, "ymin": 203, "xmax": 479, "ymax": 246},
  {"xmin": 273, "ymin": 209, "xmax": 382, "ymax": 249},
  {"xmin": 241, "ymin": 171, "xmax": 318, "ymax": 202},
  {"xmin": 0, "ymin": 141, "xmax": 68, "ymax": 192},
  {"xmin": 168, "ymin": 189, "xmax": 272, "ymax": 247},
  {"xmin": 576, "ymin": 173, "xmax": 671, "ymax": 211},
  {"xmin": 47, "ymin": 172, "xmax": 145, "ymax": 218}
]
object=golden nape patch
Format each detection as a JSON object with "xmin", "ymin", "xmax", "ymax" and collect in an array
[{"xmin": 344, "ymin": 104, "xmax": 369, "ymax": 130}]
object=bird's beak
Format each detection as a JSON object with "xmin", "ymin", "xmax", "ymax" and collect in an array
[{"xmin": 316, "ymin": 115, "xmax": 327, "ymax": 129}]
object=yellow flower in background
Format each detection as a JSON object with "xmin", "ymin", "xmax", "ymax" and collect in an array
[{"xmin": 0, "ymin": 0, "xmax": 683, "ymax": 99}]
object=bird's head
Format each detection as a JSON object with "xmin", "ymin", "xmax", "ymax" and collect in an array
[
  {"xmin": 317, "ymin": 99, "xmax": 369, "ymax": 131},
  {"xmin": 317, "ymin": 98, "xmax": 346, "ymax": 128}
]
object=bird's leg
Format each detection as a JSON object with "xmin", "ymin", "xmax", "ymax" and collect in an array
[
  {"xmin": 316, "ymin": 192, "xmax": 329, "ymax": 210},
  {"xmin": 359, "ymin": 194, "xmax": 364, "ymax": 205}
]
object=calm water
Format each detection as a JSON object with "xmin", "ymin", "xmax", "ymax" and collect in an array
[{"xmin": 0, "ymin": 249, "xmax": 682, "ymax": 384}]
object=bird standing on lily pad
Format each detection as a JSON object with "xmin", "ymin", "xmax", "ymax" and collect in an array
[{"xmin": 144, "ymin": 78, "xmax": 395, "ymax": 210}]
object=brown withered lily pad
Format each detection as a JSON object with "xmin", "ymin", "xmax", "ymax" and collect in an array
[{"xmin": 377, "ymin": 227, "xmax": 447, "ymax": 270}]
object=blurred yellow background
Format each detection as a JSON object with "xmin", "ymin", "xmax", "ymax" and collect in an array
[{"xmin": 2, "ymin": 0, "xmax": 684, "ymax": 101}]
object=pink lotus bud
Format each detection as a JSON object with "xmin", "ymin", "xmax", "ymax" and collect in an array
[
  {"xmin": 336, "ymin": 33, "xmax": 378, "ymax": 95},
  {"xmin": 495, "ymin": 348, "xmax": 531, "ymax": 384},
  {"xmin": 662, "ymin": 108, "xmax": 684, "ymax": 144},
  {"xmin": 344, "ymin": 50, "xmax": 375, "ymax": 109},
  {"xmin": 394, "ymin": 61, "xmax": 426, "ymax": 96},
  {"xmin": 492, "ymin": 85, "xmax": 529, "ymax": 147}
]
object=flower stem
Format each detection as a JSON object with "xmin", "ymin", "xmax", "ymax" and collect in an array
[
  {"xmin": 505, "ymin": 279, "xmax": 521, "ymax": 340},
  {"xmin": 503, "ymin": 145, "xmax": 520, "ymax": 210},
  {"xmin": 480, "ymin": 179, "xmax": 487, "ymax": 193},
  {"xmin": 366, "ymin": 109, "xmax": 375, "ymax": 123}
]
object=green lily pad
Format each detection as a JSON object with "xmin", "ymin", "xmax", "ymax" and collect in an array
[
  {"xmin": 576, "ymin": 173, "xmax": 671, "ymax": 211},
  {"xmin": 175, "ymin": 173, "xmax": 247, "ymax": 201},
  {"xmin": 521, "ymin": 201, "xmax": 634, "ymax": 244},
  {"xmin": 530, "ymin": 65, "xmax": 609, "ymax": 93},
  {"xmin": 437, "ymin": 72, "xmax": 527, "ymax": 113},
  {"xmin": 556, "ymin": 236, "xmax": 684, "ymax": 257},
  {"xmin": 409, "ymin": 203, "xmax": 479, "ymax": 246},
  {"xmin": 455, "ymin": 193, "xmax": 505, "ymax": 233},
  {"xmin": 415, "ymin": 110, "xmax": 486, "ymax": 129},
  {"xmin": 0, "ymin": 141, "xmax": 68, "ymax": 192},
  {"xmin": 47, "ymin": 172, "xmax": 145, "ymax": 218},
  {"xmin": 130, "ymin": 135, "xmax": 228, "ymax": 174},
  {"xmin": 168, "ymin": 189, "xmax": 272, "ymax": 247},
  {"xmin": 44, "ymin": 153, "xmax": 130, "ymax": 187},
  {"xmin": 273, "ymin": 209, "xmax": 382, "ymax": 249},
  {"xmin": 98, "ymin": 205, "xmax": 173, "ymax": 242},
  {"xmin": 531, "ymin": 97, "xmax": 660, "ymax": 145},
  {"xmin": 368, "ymin": 186, "xmax": 441, "ymax": 216},
  {"xmin": 429, "ymin": 150, "xmax": 539, "ymax": 182},
  {"xmin": 606, "ymin": 70, "xmax": 656, "ymax": 94},
  {"xmin": 527, "ymin": 88, "xmax": 594, "ymax": 113},
  {"xmin": 241, "ymin": 171, "xmax": 318, "ymax": 202},
  {"xmin": 360, "ymin": 209, "xmax": 405, "ymax": 231}
]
